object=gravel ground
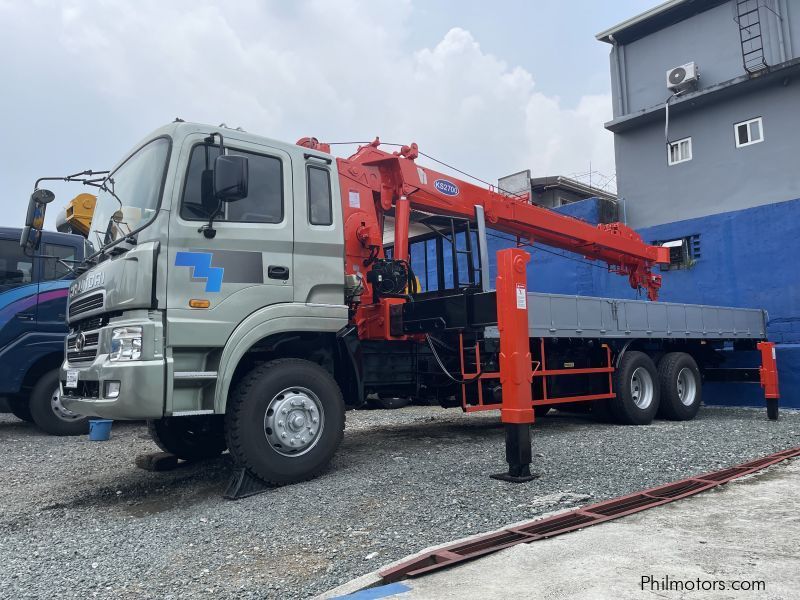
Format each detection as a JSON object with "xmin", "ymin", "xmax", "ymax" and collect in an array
[{"xmin": 1, "ymin": 405, "xmax": 799, "ymax": 600}]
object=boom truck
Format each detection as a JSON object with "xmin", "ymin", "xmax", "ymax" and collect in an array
[{"xmin": 20, "ymin": 121, "xmax": 779, "ymax": 495}]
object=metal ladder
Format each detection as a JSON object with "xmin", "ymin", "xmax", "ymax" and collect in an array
[{"xmin": 735, "ymin": 0, "xmax": 769, "ymax": 73}]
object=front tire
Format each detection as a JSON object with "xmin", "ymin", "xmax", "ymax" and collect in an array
[
  {"xmin": 8, "ymin": 397, "xmax": 33, "ymax": 422},
  {"xmin": 148, "ymin": 416, "xmax": 227, "ymax": 460},
  {"xmin": 29, "ymin": 369, "xmax": 90, "ymax": 436},
  {"xmin": 657, "ymin": 352, "xmax": 702, "ymax": 421},
  {"xmin": 225, "ymin": 358, "xmax": 345, "ymax": 486},
  {"xmin": 610, "ymin": 351, "xmax": 660, "ymax": 425}
]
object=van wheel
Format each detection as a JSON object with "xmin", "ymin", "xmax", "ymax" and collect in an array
[
  {"xmin": 29, "ymin": 369, "xmax": 90, "ymax": 436},
  {"xmin": 226, "ymin": 358, "xmax": 345, "ymax": 486},
  {"xmin": 534, "ymin": 405, "xmax": 552, "ymax": 418},
  {"xmin": 610, "ymin": 351, "xmax": 660, "ymax": 425},
  {"xmin": 148, "ymin": 416, "xmax": 227, "ymax": 460},
  {"xmin": 8, "ymin": 397, "xmax": 33, "ymax": 422},
  {"xmin": 657, "ymin": 353, "xmax": 702, "ymax": 421}
]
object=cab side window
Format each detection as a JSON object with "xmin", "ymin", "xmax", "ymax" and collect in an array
[
  {"xmin": 0, "ymin": 239, "xmax": 34, "ymax": 291},
  {"xmin": 42, "ymin": 243, "xmax": 77, "ymax": 281},
  {"xmin": 307, "ymin": 166, "xmax": 333, "ymax": 226},
  {"xmin": 181, "ymin": 144, "xmax": 284, "ymax": 224}
]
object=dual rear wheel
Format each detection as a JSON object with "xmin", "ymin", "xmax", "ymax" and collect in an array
[{"xmin": 608, "ymin": 350, "xmax": 701, "ymax": 425}]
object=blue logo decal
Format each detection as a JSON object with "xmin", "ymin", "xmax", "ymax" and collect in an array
[
  {"xmin": 175, "ymin": 252, "xmax": 224, "ymax": 292},
  {"xmin": 434, "ymin": 179, "xmax": 459, "ymax": 196}
]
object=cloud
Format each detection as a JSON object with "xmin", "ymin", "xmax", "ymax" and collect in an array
[{"xmin": 0, "ymin": 0, "xmax": 614, "ymax": 229}]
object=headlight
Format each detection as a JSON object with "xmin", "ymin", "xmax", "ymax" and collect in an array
[{"xmin": 110, "ymin": 326, "xmax": 143, "ymax": 361}]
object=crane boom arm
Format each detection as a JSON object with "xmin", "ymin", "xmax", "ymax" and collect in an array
[
  {"xmin": 297, "ymin": 136, "xmax": 670, "ymax": 341},
  {"xmin": 341, "ymin": 139, "xmax": 669, "ymax": 300}
]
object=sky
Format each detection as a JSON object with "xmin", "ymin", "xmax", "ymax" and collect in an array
[{"xmin": 0, "ymin": 0, "xmax": 657, "ymax": 230}]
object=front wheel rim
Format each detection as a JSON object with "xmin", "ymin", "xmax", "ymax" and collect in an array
[
  {"xmin": 676, "ymin": 367, "xmax": 698, "ymax": 406},
  {"xmin": 51, "ymin": 386, "xmax": 82, "ymax": 421},
  {"xmin": 263, "ymin": 387, "xmax": 324, "ymax": 457},
  {"xmin": 630, "ymin": 367, "xmax": 654, "ymax": 410}
]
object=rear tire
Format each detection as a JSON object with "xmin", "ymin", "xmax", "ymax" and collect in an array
[
  {"xmin": 610, "ymin": 351, "xmax": 660, "ymax": 425},
  {"xmin": 29, "ymin": 369, "xmax": 90, "ymax": 436},
  {"xmin": 8, "ymin": 397, "xmax": 33, "ymax": 422},
  {"xmin": 534, "ymin": 405, "xmax": 552, "ymax": 418},
  {"xmin": 226, "ymin": 358, "xmax": 345, "ymax": 486},
  {"xmin": 657, "ymin": 352, "xmax": 702, "ymax": 421},
  {"xmin": 148, "ymin": 416, "xmax": 227, "ymax": 460}
]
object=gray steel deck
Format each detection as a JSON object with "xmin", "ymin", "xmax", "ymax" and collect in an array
[{"xmin": 486, "ymin": 292, "xmax": 767, "ymax": 340}]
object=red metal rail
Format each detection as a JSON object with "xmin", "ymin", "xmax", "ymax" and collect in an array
[
  {"xmin": 458, "ymin": 337, "xmax": 615, "ymax": 413},
  {"xmin": 380, "ymin": 446, "xmax": 800, "ymax": 583}
]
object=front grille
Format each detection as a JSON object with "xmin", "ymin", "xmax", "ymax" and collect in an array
[
  {"xmin": 66, "ymin": 333, "xmax": 99, "ymax": 350},
  {"xmin": 71, "ymin": 316, "xmax": 104, "ymax": 334},
  {"xmin": 69, "ymin": 293, "xmax": 104, "ymax": 319},
  {"xmin": 66, "ymin": 350, "xmax": 98, "ymax": 364},
  {"xmin": 67, "ymin": 317, "xmax": 103, "ymax": 365}
]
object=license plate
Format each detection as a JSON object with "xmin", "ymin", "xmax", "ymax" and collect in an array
[{"xmin": 66, "ymin": 369, "xmax": 79, "ymax": 389}]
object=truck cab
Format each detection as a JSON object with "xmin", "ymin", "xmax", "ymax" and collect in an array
[
  {"xmin": 1, "ymin": 227, "xmax": 89, "ymax": 434},
  {"xmin": 54, "ymin": 122, "xmax": 348, "ymax": 473}
]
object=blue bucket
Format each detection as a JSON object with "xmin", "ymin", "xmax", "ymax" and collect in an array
[{"xmin": 89, "ymin": 419, "xmax": 113, "ymax": 441}]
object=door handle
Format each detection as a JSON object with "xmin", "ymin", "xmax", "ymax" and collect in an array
[
  {"xmin": 16, "ymin": 313, "xmax": 35, "ymax": 322},
  {"xmin": 268, "ymin": 265, "xmax": 290, "ymax": 280}
]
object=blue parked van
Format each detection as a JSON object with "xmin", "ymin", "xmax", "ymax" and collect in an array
[{"xmin": 0, "ymin": 227, "xmax": 89, "ymax": 435}]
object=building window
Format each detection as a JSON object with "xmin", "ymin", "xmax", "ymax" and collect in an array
[
  {"xmin": 653, "ymin": 234, "xmax": 701, "ymax": 270},
  {"xmin": 734, "ymin": 117, "xmax": 763, "ymax": 148},
  {"xmin": 667, "ymin": 137, "xmax": 692, "ymax": 165},
  {"xmin": 557, "ymin": 196, "xmax": 576, "ymax": 207}
]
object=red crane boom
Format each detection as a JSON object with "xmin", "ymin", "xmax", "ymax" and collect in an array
[{"xmin": 298, "ymin": 136, "xmax": 670, "ymax": 341}]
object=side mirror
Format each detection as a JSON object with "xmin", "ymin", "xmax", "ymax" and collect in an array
[
  {"xmin": 213, "ymin": 155, "xmax": 248, "ymax": 202},
  {"xmin": 21, "ymin": 188, "xmax": 55, "ymax": 250}
]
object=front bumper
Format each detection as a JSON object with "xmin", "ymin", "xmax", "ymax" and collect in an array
[
  {"xmin": 60, "ymin": 312, "xmax": 165, "ymax": 420},
  {"xmin": 61, "ymin": 358, "xmax": 165, "ymax": 420}
]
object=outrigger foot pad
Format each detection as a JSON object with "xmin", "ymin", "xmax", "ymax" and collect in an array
[
  {"xmin": 767, "ymin": 398, "xmax": 779, "ymax": 421},
  {"xmin": 492, "ymin": 423, "xmax": 539, "ymax": 483},
  {"xmin": 490, "ymin": 468, "xmax": 540, "ymax": 483},
  {"xmin": 224, "ymin": 467, "xmax": 272, "ymax": 500}
]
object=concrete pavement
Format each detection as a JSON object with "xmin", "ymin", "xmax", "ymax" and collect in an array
[{"xmin": 325, "ymin": 458, "xmax": 800, "ymax": 599}]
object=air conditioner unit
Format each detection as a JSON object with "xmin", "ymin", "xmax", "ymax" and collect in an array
[{"xmin": 666, "ymin": 62, "xmax": 699, "ymax": 91}]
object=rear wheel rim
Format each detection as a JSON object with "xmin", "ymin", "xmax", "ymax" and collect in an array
[
  {"xmin": 51, "ymin": 386, "xmax": 82, "ymax": 421},
  {"xmin": 676, "ymin": 367, "xmax": 697, "ymax": 406},
  {"xmin": 630, "ymin": 367, "xmax": 654, "ymax": 410},
  {"xmin": 263, "ymin": 387, "xmax": 324, "ymax": 457}
]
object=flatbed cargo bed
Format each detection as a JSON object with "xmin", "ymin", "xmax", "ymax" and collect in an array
[{"xmin": 484, "ymin": 292, "xmax": 767, "ymax": 340}]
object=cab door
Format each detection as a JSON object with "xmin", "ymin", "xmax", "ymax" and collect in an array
[{"xmin": 166, "ymin": 133, "xmax": 294, "ymax": 348}]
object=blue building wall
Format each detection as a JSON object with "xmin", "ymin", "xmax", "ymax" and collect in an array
[{"xmin": 409, "ymin": 197, "xmax": 800, "ymax": 409}]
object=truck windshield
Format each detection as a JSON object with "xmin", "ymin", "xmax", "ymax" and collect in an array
[{"xmin": 90, "ymin": 137, "xmax": 170, "ymax": 251}]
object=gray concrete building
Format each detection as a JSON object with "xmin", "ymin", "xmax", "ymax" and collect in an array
[{"xmin": 597, "ymin": 0, "xmax": 800, "ymax": 228}]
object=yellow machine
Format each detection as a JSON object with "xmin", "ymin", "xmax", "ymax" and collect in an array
[{"xmin": 55, "ymin": 193, "xmax": 96, "ymax": 237}]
